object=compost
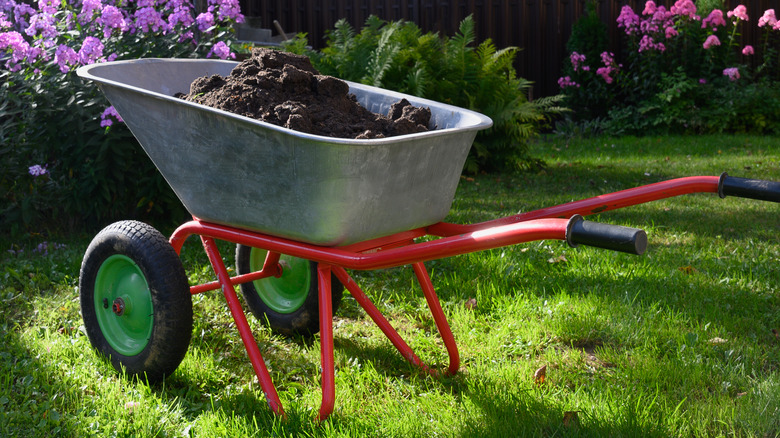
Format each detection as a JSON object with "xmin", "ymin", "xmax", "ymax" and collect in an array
[{"xmin": 177, "ymin": 48, "xmax": 432, "ymax": 139}]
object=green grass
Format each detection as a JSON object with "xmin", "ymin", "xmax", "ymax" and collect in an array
[{"xmin": 1, "ymin": 134, "xmax": 778, "ymax": 437}]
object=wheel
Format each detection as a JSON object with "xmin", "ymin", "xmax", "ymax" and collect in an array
[
  {"xmin": 79, "ymin": 220, "xmax": 192, "ymax": 382},
  {"xmin": 235, "ymin": 244, "xmax": 343, "ymax": 336}
]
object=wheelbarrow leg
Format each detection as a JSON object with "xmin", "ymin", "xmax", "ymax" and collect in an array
[
  {"xmin": 200, "ymin": 236, "xmax": 285, "ymax": 417},
  {"xmin": 332, "ymin": 265, "xmax": 460, "ymax": 376},
  {"xmin": 332, "ymin": 267, "xmax": 433, "ymax": 373},
  {"xmin": 316, "ymin": 264, "xmax": 336, "ymax": 421},
  {"xmin": 412, "ymin": 262, "xmax": 460, "ymax": 376}
]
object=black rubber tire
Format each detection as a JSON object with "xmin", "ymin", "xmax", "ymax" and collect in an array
[
  {"xmin": 79, "ymin": 220, "xmax": 192, "ymax": 382},
  {"xmin": 235, "ymin": 244, "xmax": 343, "ymax": 337}
]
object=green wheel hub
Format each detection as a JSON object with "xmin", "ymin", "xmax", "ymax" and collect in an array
[
  {"xmin": 249, "ymin": 248, "xmax": 310, "ymax": 314},
  {"xmin": 93, "ymin": 255, "xmax": 153, "ymax": 356}
]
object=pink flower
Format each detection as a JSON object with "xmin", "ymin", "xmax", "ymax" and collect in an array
[
  {"xmin": 77, "ymin": 36, "xmax": 103, "ymax": 64},
  {"xmin": 758, "ymin": 9, "xmax": 777, "ymax": 27},
  {"xmin": 742, "ymin": 45, "xmax": 754, "ymax": 55},
  {"xmin": 210, "ymin": 0, "xmax": 243, "ymax": 23},
  {"xmin": 703, "ymin": 35, "xmax": 721, "ymax": 49},
  {"xmin": 642, "ymin": 1, "xmax": 657, "ymax": 15},
  {"xmin": 671, "ymin": 0, "xmax": 699, "ymax": 20},
  {"xmin": 0, "ymin": 31, "xmax": 31, "ymax": 70},
  {"xmin": 702, "ymin": 9, "xmax": 726, "ymax": 30},
  {"xmin": 134, "ymin": 7, "xmax": 167, "ymax": 33},
  {"xmin": 196, "ymin": 11, "xmax": 215, "ymax": 32},
  {"xmin": 727, "ymin": 5, "xmax": 748, "ymax": 22},
  {"xmin": 723, "ymin": 67, "xmax": 740, "ymax": 81},
  {"xmin": 699, "ymin": 78, "xmax": 707, "ymax": 84},
  {"xmin": 570, "ymin": 51, "xmax": 586, "ymax": 71},
  {"xmin": 617, "ymin": 5, "xmax": 640, "ymax": 34},
  {"xmin": 558, "ymin": 76, "xmax": 579, "ymax": 88},
  {"xmin": 79, "ymin": 0, "xmax": 102, "ymax": 23},
  {"xmin": 55, "ymin": 44, "xmax": 78, "ymax": 72},
  {"xmin": 28, "ymin": 164, "xmax": 48, "ymax": 177},
  {"xmin": 0, "ymin": 12, "xmax": 10, "ymax": 28},
  {"xmin": 100, "ymin": 106, "xmax": 123, "ymax": 127},
  {"xmin": 596, "ymin": 52, "xmax": 618, "ymax": 84},
  {"xmin": 596, "ymin": 67, "xmax": 614, "ymax": 84},
  {"xmin": 207, "ymin": 41, "xmax": 235, "ymax": 59},
  {"xmin": 664, "ymin": 25, "xmax": 678, "ymax": 38},
  {"xmin": 639, "ymin": 34, "xmax": 665, "ymax": 52},
  {"xmin": 98, "ymin": 5, "xmax": 127, "ymax": 38}
]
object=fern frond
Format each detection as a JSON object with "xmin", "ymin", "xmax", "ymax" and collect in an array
[
  {"xmin": 364, "ymin": 23, "xmax": 402, "ymax": 87},
  {"xmin": 404, "ymin": 64, "xmax": 429, "ymax": 97}
]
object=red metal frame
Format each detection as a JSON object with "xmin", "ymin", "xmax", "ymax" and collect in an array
[{"xmin": 169, "ymin": 175, "xmax": 723, "ymax": 420}]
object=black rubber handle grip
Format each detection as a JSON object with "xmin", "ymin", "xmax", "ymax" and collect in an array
[
  {"xmin": 566, "ymin": 215, "xmax": 647, "ymax": 255},
  {"xmin": 719, "ymin": 173, "xmax": 780, "ymax": 203}
]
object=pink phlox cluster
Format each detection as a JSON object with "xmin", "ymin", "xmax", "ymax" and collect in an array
[
  {"xmin": 617, "ymin": 5, "xmax": 640, "ymax": 35},
  {"xmin": 98, "ymin": 5, "xmax": 128, "ymax": 38},
  {"xmin": 166, "ymin": 0, "xmax": 194, "ymax": 29},
  {"xmin": 0, "ymin": 11, "xmax": 10, "ymax": 28},
  {"xmin": 208, "ymin": 0, "xmax": 242, "ymax": 23},
  {"xmin": 77, "ymin": 35, "xmax": 103, "ymax": 64},
  {"xmin": 643, "ymin": 1, "xmax": 656, "ymax": 16},
  {"xmin": 702, "ymin": 9, "xmax": 726, "ymax": 30},
  {"xmin": 0, "ymin": 30, "xmax": 30, "ymax": 70},
  {"xmin": 11, "ymin": 3, "xmax": 36, "ymax": 31},
  {"xmin": 639, "ymin": 34, "xmax": 665, "ymax": 52},
  {"xmin": 100, "ymin": 105, "xmax": 123, "ymax": 127},
  {"xmin": 570, "ymin": 51, "xmax": 588, "ymax": 72},
  {"xmin": 557, "ymin": 75, "xmax": 579, "ymax": 89},
  {"xmin": 79, "ymin": 0, "xmax": 102, "ymax": 24},
  {"xmin": 24, "ymin": 10, "xmax": 57, "ymax": 44},
  {"xmin": 207, "ymin": 40, "xmax": 234, "ymax": 59},
  {"xmin": 36, "ymin": 0, "xmax": 56, "ymax": 14},
  {"xmin": 134, "ymin": 6, "xmax": 167, "ymax": 33},
  {"xmin": 54, "ymin": 43, "xmax": 78, "ymax": 72},
  {"xmin": 671, "ymin": 0, "xmax": 699, "ymax": 20},
  {"xmin": 28, "ymin": 164, "xmax": 48, "ymax": 176},
  {"xmin": 742, "ymin": 45, "xmax": 754, "ymax": 55},
  {"xmin": 196, "ymin": 11, "xmax": 214, "ymax": 32},
  {"xmin": 596, "ymin": 51, "xmax": 618, "ymax": 84},
  {"xmin": 703, "ymin": 34, "xmax": 720, "ymax": 49},
  {"xmin": 723, "ymin": 67, "xmax": 740, "ymax": 81},
  {"xmin": 758, "ymin": 9, "xmax": 779, "ymax": 29},
  {"xmin": 727, "ymin": 5, "xmax": 748, "ymax": 22}
]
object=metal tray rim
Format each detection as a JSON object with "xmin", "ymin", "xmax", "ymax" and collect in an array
[{"xmin": 76, "ymin": 58, "xmax": 493, "ymax": 145}]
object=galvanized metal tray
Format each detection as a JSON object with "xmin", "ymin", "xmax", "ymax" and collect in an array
[{"xmin": 77, "ymin": 58, "xmax": 492, "ymax": 246}]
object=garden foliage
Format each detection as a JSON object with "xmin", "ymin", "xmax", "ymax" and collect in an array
[
  {"xmin": 284, "ymin": 15, "xmax": 567, "ymax": 172},
  {"xmin": 558, "ymin": 0, "xmax": 780, "ymax": 136},
  {"xmin": 0, "ymin": 0, "xmax": 243, "ymax": 238}
]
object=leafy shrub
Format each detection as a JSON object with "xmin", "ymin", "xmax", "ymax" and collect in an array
[
  {"xmin": 284, "ymin": 15, "xmax": 567, "ymax": 172},
  {"xmin": 0, "ymin": 0, "xmax": 243, "ymax": 238},
  {"xmin": 557, "ymin": 1, "xmax": 780, "ymax": 136}
]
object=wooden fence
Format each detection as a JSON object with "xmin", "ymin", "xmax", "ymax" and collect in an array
[{"xmin": 239, "ymin": 1, "xmax": 777, "ymax": 97}]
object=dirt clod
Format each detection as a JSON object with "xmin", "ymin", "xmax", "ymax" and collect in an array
[{"xmin": 177, "ymin": 48, "xmax": 432, "ymax": 139}]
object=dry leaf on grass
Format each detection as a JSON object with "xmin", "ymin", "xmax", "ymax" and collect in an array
[
  {"xmin": 678, "ymin": 265, "xmax": 697, "ymax": 274},
  {"xmin": 534, "ymin": 365, "xmax": 546, "ymax": 385},
  {"xmin": 464, "ymin": 297, "xmax": 477, "ymax": 310},
  {"xmin": 547, "ymin": 255, "xmax": 567, "ymax": 264}
]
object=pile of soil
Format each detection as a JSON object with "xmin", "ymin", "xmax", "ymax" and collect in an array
[{"xmin": 177, "ymin": 48, "xmax": 432, "ymax": 139}]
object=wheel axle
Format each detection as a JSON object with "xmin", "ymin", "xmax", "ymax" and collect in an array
[{"xmin": 112, "ymin": 297, "xmax": 126, "ymax": 315}]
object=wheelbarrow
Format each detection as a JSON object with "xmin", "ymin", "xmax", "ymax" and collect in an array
[{"xmin": 76, "ymin": 59, "xmax": 780, "ymax": 420}]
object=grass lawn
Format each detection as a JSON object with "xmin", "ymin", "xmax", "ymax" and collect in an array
[{"xmin": 1, "ymin": 134, "xmax": 778, "ymax": 437}]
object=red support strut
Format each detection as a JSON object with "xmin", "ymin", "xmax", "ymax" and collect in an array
[{"xmin": 200, "ymin": 236, "xmax": 285, "ymax": 417}]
